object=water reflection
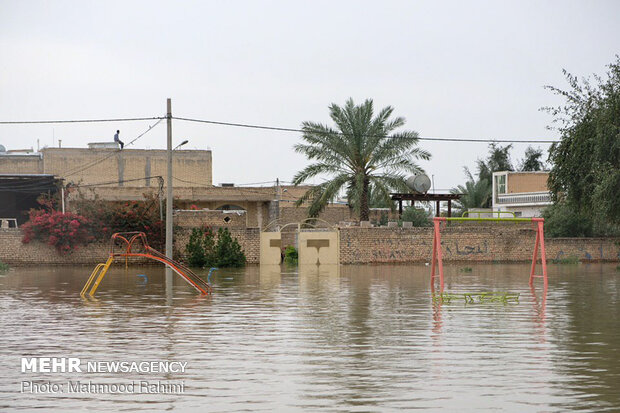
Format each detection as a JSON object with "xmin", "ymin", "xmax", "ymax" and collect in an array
[{"xmin": 0, "ymin": 263, "xmax": 619, "ymax": 411}]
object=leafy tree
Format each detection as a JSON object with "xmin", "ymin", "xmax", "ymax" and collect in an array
[
  {"xmin": 518, "ymin": 146, "xmax": 546, "ymax": 171},
  {"xmin": 451, "ymin": 170, "xmax": 491, "ymax": 215},
  {"xmin": 475, "ymin": 143, "xmax": 514, "ymax": 184},
  {"xmin": 455, "ymin": 144, "xmax": 513, "ymax": 209},
  {"xmin": 542, "ymin": 202, "xmax": 593, "ymax": 238},
  {"xmin": 543, "ymin": 56, "xmax": 620, "ymax": 234},
  {"xmin": 292, "ymin": 98, "xmax": 430, "ymax": 221}
]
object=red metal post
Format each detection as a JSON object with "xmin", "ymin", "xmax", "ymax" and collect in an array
[
  {"xmin": 538, "ymin": 220, "xmax": 548, "ymax": 286},
  {"xmin": 431, "ymin": 223, "xmax": 437, "ymax": 283},
  {"xmin": 431, "ymin": 218, "xmax": 445, "ymax": 292},
  {"xmin": 436, "ymin": 220, "xmax": 444, "ymax": 291},
  {"xmin": 529, "ymin": 224, "xmax": 540, "ymax": 285}
]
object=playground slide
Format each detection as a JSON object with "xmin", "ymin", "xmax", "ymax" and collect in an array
[
  {"xmin": 81, "ymin": 232, "xmax": 212, "ymax": 297},
  {"xmin": 144, "ymin": 247, "xmax": 212, "ymax": 294}
]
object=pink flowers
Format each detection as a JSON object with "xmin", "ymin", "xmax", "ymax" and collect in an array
[{"xmin": 21, "ymin": 210, "xmax": 93, "ymax": 254}]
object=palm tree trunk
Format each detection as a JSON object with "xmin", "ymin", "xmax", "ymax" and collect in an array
[{"xmin": 360, "ymin": 176, "xmax": 370, "ymax": 221}]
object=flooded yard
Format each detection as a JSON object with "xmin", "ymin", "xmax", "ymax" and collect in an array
[{"xmin": 0, "ymin": 263, "xmax": 619, "ymax": 411}]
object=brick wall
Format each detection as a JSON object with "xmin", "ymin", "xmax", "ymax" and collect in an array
[
  {"xmin": 0, "ymin": 229, "xmax": 109, "ymax": 265},
  {"xmin": 339, "ymin": 226, "xmax": 620, "ymax": 264},
  {"xmin": 175, "ymin": 209, "xmax": 247, "ymax": 228},
  {"xmin": 2, "ymin": 226, "xmax": 617, "ymax": 266}
]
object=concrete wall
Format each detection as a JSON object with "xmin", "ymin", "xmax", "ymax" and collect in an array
[
  {"xmin": 0, "ymin": 155, "xmax": 43, "ymax": 174},
  {"xmin": 41, "ymin": 147, "xmax": 212, "ymax": 187},
  {"xmin": 298, "ymin": 230, "xmax": 339, "ymax": 265}
]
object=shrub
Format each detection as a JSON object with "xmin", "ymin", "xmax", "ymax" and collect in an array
[
  {"xmin": 284, "ymin": 246, "xmax": 298, "ymax": 265},
  {"xmin": 21, "ymin": 210, "xmax": 95, "ymax": 254},
  {"xmin": 0, "ymin": 260, "xmax": 9, "ymax": 274},
  {"xmin": 186, "ymin": 227, "xmax": 216, "ymax": 267},
  {"xmin": 214, "ymin": 228, "xmax": 246, "ymax": 267},
  {"xmin": 185, "ymin": 227, "xmax": 245, "ymax": 268},
  {"xmin": 73, "ymin": 195, "xmax": 165, "ymax": 250},
  {"xmin": 401, "ymin": 207, "xmax": 432, "ymax": 227}
]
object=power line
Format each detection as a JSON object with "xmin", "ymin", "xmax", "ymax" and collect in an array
[
  {"xmin": 173, "ymin": 116, "xmax": 559, "ymax": 144},
  {"xmin": 69, "ymin": 176, "xmax": 164, "ymax": 188},
  {"xmin": 0, "ymin": 113, "xmax": 559, "ymax": 143},
  {"xmin": 0, "ymin": 117, "xmax": 164, "ymax": 125}
]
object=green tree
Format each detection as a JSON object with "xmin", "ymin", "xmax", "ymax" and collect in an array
[
  {"xmin": 214, "ymin": 228, "xmax": 246, "ymax": 267},
  {"xmin": 543, "ymin": 57, "xmax": 620, "ymax": 234},
  {"xmin": 454, "ymin": 144, "xmax": 513, "ymax": 209},
  {"xmin": 518, "ymin": 146, "xmax": 546, "ymax": 171},
  {"xmin": 451, "ymin": 170, "xmax": 491, "ymax": 215},
  {"xmin": 292, "ymin": 98, "xmax": 430, "ymax": 221},
  {"xmin": 475, "ymin": 143, "xmax": 514, "ymax": 184}
]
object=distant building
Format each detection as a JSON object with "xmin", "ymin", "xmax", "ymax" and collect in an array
[
  {"xmin": 491, "ymin": 171, "xmax": 552, "ymax": 217},
  {"xmin": 0, "ymin": 142, "xmax": 352, "ymax": 228}
]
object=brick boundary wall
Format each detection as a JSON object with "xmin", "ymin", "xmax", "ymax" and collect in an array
[
  {"xmin": 1, "ymin": 226, "xmax": 618, "ymax": 266},
  {"xmin": 339, "ymin": 226, "xmax": 620, "ymax": 264}
]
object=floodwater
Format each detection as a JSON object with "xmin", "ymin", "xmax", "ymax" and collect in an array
[{"xmin": 0, "ymin": 263, "xmax": 619, "ymax": 412}]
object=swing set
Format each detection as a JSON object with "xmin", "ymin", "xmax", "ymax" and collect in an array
[{"xmin": 430, "ymin": 213, "xmax": 548, "ymax": 292}]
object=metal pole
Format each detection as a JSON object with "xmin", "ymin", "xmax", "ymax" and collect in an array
[
  {"xmin": 165, "ymin": 99, "xmax": 173, "ymax": 292},
  {"xmin": 61, "ymin": 185, "xmax": 65, "ymax": 213}
]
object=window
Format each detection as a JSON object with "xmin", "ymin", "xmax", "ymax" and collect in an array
[
  {"xmin": 495, "ymin": 174, "xmax": 506, "ymax": 195},
  {"xmin": 514, "ymin": 211, "xmax": 522, "ymax": 217}
]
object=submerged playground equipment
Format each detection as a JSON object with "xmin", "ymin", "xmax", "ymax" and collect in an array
[
  {"xmin": 430, "ymin": 213, "xmax": 548, "ymax": 292},
  {"xmin": 81, "ymin": 232, "xmax": 212, "ymax": 297}
]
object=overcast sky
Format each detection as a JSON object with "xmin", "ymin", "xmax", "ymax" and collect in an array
[{"xmin": 1, "ymin": 0, "xmax": 618, "ymax": 190}]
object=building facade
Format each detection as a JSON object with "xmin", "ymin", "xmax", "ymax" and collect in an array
[
  {"xmin": 491, "ymin": 171, "xmax": 552, "ymax": 217},
  {"xmin": 0, "ymin": 143, "xmax": 353, "ymax": 229}
]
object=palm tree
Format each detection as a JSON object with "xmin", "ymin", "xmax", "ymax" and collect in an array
[
  {"xmin": 292, "ymin": 98, "xmax": 431, "ymax": 220},
  {"xmin": 451, "ymin": 169, "xmax": 491, "ymax": 215}
]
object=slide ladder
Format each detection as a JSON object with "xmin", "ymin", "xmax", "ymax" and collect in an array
[{"xmin": 81, "ymin": 255, "xmax": 114, "ymax": 297}]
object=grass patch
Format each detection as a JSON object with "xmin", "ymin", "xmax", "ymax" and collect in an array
[{"xmin": 0, "ymin": 260, "xmax": 9, "ymax": 274}]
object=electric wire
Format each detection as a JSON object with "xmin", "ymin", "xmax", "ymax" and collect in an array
[
  {"xmin": 0, "ymin": 114, "xmax": 559, "ymax": 143},
  {"xmin": 0, "ymin": 117, "xmax": 164, "ymax": 125},
  {"xmin": 172, "ymin": 116, "xmax": 559, "ymax": 144}
]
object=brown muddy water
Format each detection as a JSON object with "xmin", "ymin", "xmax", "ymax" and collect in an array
[{"xmin": 0, "ymin": 263, "xmax": 619, "ymax": 412}]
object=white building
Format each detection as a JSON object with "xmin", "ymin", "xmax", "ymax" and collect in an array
[{"xmin": 492, "ymin": 171, "xmax": 552, "ymax": 217}]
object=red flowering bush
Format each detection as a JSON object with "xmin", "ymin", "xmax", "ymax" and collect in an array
[
  {"xmin": 72, "ymin": 195, "xmax": 165, "ymax": 250},
  {"xmin": 21, "ymin": 210, "xmax": 95, "ymax": 254},
  {"xmin": 22, "ymin": 193, "xmax": 166, "ymax": 254}
]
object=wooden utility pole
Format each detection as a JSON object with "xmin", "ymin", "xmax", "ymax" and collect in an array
[{"xmin": 165, "ymin": 98, "xmax": 173, "ymax": 291}]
